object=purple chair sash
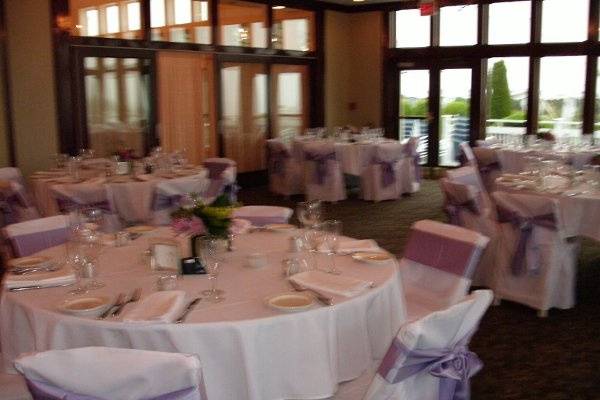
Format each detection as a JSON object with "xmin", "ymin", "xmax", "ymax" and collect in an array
[
  {"xmin": 56, "ymin": 198, "xmax": 112, "ymax": 214},
  {"xmin": 496, "ymin": 204, "xmax": 557, "ymax": 276},
  {"xmin": 444, "ymin": 199, "xmax": 480, "ymax": 226},
  {"xmin": 403, "ymin": 142, "xmax": 421, "ymax": 183},
  {"xmin": 372, "ymin": 158, "xmax": 399, "ymax": 187},
  {"xmin": 203, "ymin": 161, "xmax": 231, "ymax": 179},
  {"xmin": 404, "ymin": 229, "xmax": 479, "ymax": 277},
  {"xmin": 153, "ymin": 194, "xmax": 182, "ymax": 211},
  {"xmin": 26, "ymin": 379, "xmax": 201, "ymax": 400},
  {"xmin": 0, "ymin": 194, "xmax": 26, "ymax": 225},
  {"xmin": 377, "ymin": 332, "xmax": 482, "ymax": 400},
  {"xmin": 269, "ymin": 149, "xmax": 290, "ymax": 176},
  {"xmin": 10, "ymin": 227, "xmax": 69, "ymax": 257},
  {"xmin": 304, "ymin": 151, "xmax": 336, "ymax": 185}
]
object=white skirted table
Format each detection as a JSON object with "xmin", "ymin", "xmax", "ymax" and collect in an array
[
  {"xmin": 494, "ymin": 147, "xmax": 598, "ymax": 174},
  {"xmin": 1, "ymin": 227, "xmax": 406, "ymax": 400}
]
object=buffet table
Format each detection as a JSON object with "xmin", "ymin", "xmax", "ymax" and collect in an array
[{"xmin": 1, "ymin": 227, "xmax": 406, "ymax": 400}]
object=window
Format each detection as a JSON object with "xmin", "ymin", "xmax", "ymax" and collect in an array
[
  {"xmin": 105, "ymin": 5, "xmax": 120, "ymax": 34},
  {"xmin": 488, "ymin": 1, "xmax": 531, "ymax": 44},
  {"xmin": 440, "ymin": 68, "xmax": 472, "ymax": 166},
  {"xmin": 271, "ymin": 65, "xmax": 310, "ymax": 139},
  {"xmin": 219, "ymin": 0, "xmax": 267, "ymax": 48},
  {"xmin": 485, "ymin": 57, "xmax": 530, "ymax": 142},
  {"xmin": 151, "ymin": 0, "xmax": 166, "ymax": 28},
  {"xmin": 272, "ymin": 8, "xmax": 315, "ymax": 51},
  {"xmin": 151, "ymin": 0, "xmax": 211, "ymax": 44},
  {"xmin": 399, "ymin": 69, "xmax": 429, "ymax": 164},
  {"xmin": 595, "ymin": 61, "xmax": 600, "ymax": 139},
  {"xmin": 440, "ymin": 5, "xmax": 478, "ymax": 47},
  {"xmin": 85, "ymin": 9, "xmax": 100, "ymax": 36},
  {"xmin": 394, "ymin": 10, "xmax": 430, "ymax": 48},
  {"xmin": 542, "ymin": 0, "xmax": 589, "ymax": 43},
  {"xmin": 127, "ymin": 2, "xmax": 141, "ymax": 31},
  {"xmin": 538, "ymin": 56, "xmax": 586, "ymax": 138},
  {"xmin": 174, "ymin": 0, "xmax": 192, "ymax": 25}
]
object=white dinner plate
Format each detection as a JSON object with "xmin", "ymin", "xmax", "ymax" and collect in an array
[
  {"xmin": 264, "ymin": 223, "xmax": 296, "ymax": 232},
  {"xmin": 351, "ymin": 251, "xmax": 393, "ymax": 264},
  {"xmin": 125, "ymin": 225, "xmax": 156, "ymax": 234},
  {"xmin": 266, "ymin": 293, "xmax": 314, "ymax": 312},
  {"xmin": 8, "ymin": 256, "xmax": 53, "ymax": 270},
  {"xmin": 58, "ymin": 296, "xmax": 111, "ymax": 318}
]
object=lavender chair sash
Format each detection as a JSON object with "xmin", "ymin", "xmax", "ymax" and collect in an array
[
  {"xmin": 0, "ymin": 192, "xmax": 28, "ymax": 225},
  {"xmin": 404, "ymin": 228, "xmax": 479, "ymax": 277},
  {"xmin": 25, "ymin": 379, "xmax": 202, "ymax": 400},
  {"xmin": 403, "ymin": 141, "xmax": 421, "ymax": 183},
  {"xmin": 9, "ymin": 227, "xmax": 69, "ymax": 257},
  {"xmin": 269, "ymin": 149, "xmax": 290, "ymax": 176},
  {"xmin": 377, "ymin": 333, "xmax": 482, "ymax": 400},
  {"xmin": 304, "ymin": 151, "xmax": 336, "ymax": 185},
  {"xmin": 444, "ymin": 198, "xmax": 480, "ymax": 227},
  {"xmin": 496, "ymin": 204, "xmax": 557, "ymax": 276},
  {"xmin": 152, "ymin": 194, "xmax": 182, "ymax": 211},
  {"xmin": 371, "ymin": 157, "xmax": 399, "ymax": 187}
]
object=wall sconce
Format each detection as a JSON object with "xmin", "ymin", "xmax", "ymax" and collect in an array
[{"xmin": 55, "ymin": 14, "xmax": 72, "ymax": 32}]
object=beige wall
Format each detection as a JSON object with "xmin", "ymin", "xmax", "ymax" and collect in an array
[
  {"xmin": 5, "ymin": 0, "xmax": 59, "ymax": 177},
  {"xmin": 0, "ymin": 48, "xmax": 11, "ymax": 167},
  {"xmin": 325, "ymin": 11, "xmax": 383, "ymax": 130}
]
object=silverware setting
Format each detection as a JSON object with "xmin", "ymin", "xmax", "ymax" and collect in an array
[
  {"xmin": 113, "ymin": 288, "xmax": 142, "ymax": 317},
  {"xmin": 289, "ymin": 280, "xmax": 333, "ymax": 306},
  {"xmin": 10, "ymin": 264, "xmax": 61, "ymax": 275},
  {"xmin": 175, "ymin": 297, "xmax": 202, "ymax": 323},
  {"xmin": 97, "ymin": 293, "xmax": 125, "ymax": 319},
  {"xmin": 9, "ymin": 282, "xmax": 74, "ymax": 292}
]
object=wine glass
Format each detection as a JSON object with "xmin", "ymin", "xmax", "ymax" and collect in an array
[
  {"xmin": 79, "ymin": 228, "xmax": 105, "ymax": 290},
  {"xmin": 83, "ymin": 207, "xmax": 104, "ymax": 232},
  {"xmin": 304, "ymin": 224, "xmax": 325, "ymax": 270},
  {"xmin": 322, "ymin": 220, "xmax": 342, "ymax": 275},
  {"xmin": 296, "ymin": 201, "xmax": 322, "ymax": 229},
  {"xmin": 65, "ymin": 239, "xmax": 88, "ymax": 295},
  {"xmin": 199, "ymin": 237, "xmax": 225, "ymax": 302}
]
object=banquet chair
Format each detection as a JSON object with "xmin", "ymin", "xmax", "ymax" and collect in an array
[
  {"xmin": 459, "ymin": 142, "xmax": 477, "ymax": 167},
  {"xmin": 459, "ymin": 142, "xmax": 501, "ymax": 193},
  {"xmin": 14, "ymin": 347, "xmax": 207, "ymax": 400},
  {"xmin": 202, "ymin": 158, "xmax": 237, "ymax": 199},
  {"xmin": 402, "ymin": 137, "xmax": 421, "ymax": 192},
  {"xmin": 439, "ymin": 178, "xmax": 500, "ymax": 289},
  {"xmin": 399, "ymin": 220, "xmax": 490, "ymax": 320},
  {"xmin": 266, "ymin": 139, "xmax": 303, "ymax": 197},
  {"xmin": 152, "ymin": 173, "xmax": 210, "ymax": 226},
  {"xmin": 106, "ymin": 181, "xmax": 155, "ymax": 225},
  {"xmin": 361, "ymin": 143, "xmax": 413, "ymax": 201},
  {"xmin": 331, "ymin": 290, "xmax": 493, "ymax": 400},
  {"xmin": 2, "ymin": 215, "xmax": 69, "ymax": 258},
  {"xmin": 0, "ymin": 168, "xmax": 39, "ymax": 226},
  {"xmin": 302, "ymin": 142, "xmax": 346, "ymax": 202},
  {"xmin": 491, "ymin": 191, "xmax": 578, "ymax": 317},
  {"xmin": 232, "ymin": 205, "xmax": 293, "ymax": 227},
  {"xmin": 445, "ymin": 166, "xmax": 495, "ymax": 219}
]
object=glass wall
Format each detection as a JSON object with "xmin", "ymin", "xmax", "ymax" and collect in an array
[
  {"xmin": 399, "ymin": 69, "xmax": 429, "ymax": 164},
  {"xmin": 440, "ymin": 69, "xmax": 471, "ymax": 167},
  {"xmin": 394, "ymin": 9, "xmax": 430, "ymax": 48},
  {"xmin": 218, "ymin": 0, "xmax": 268, "ymax": 48},
  {"xmin": 542, "ymin": 0, "xmax": 589, "ymax": 43},
  {"xmin": 440, "ymin": 5, "xmax": 477, "ymax": 47},
  {"xmin": 485, "ymin": 57, "xmax": 529, "ymax": 142},
  {"xmin": 84, "ymin": 57, "xmax": 151, "ymax": 157},
  {"xmin": 272, "ymin": 8, "xmax": 315, "ymax": 51},
  {"xmin": 150, "ymin": 0, "xmax": 211, "ymax": 44},
  {"xmin": 596, "ymin": 61, "xmax": 600, "ymax": 139},
  {"xmin": 488, "ymin": 1, "xmax": 530, "ymax": 44},
  {"xmin": 271, "ymin": 65, "xmax": 310, "ymax": 140},
  {"xmin": 70, "ymin": 0, "xmax": 144, "ymax": 39}
]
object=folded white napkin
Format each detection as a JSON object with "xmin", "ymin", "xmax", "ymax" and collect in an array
[
  {"xmin": 290, "ymin": 270, "xmax": 373, "ymax": 298},
  {"xmin": 319, "ymin": 239, "xmax": 380, "ymax": 255},
  {"xmin": 121, "ymin": 290, "xmax": 187, "ymax": 324},
  {"xmin": 3, "ymin": 268, "xmax": 76, "ymax": 290}
]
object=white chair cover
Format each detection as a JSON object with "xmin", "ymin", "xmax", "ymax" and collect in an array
[
  {"xmin": 476, "ymin": 137, "xmax": 499, "ymax": 147},
  {"xmin": 445, "ymin": 166, "xmax": 495, "ymax": 220},
  {"xmin": 361, "ymin": 143, "xmax": 412, "ymax": 201},
  {"xmin": 472, "ymin": 147, "xmax": 501, "ymax": 193},
  {"xmin": 152, "ymin": 173, "xmax": 210, "ymax": 226},
  {"xmin": 459, "ymin": 142, "xmax": 477, "ymax": 166},
  {"xmin": 266, "ymin": 139, "xmax": 303, "ymax": 196},
  {"xmin": 0, "ymin": 168, "xmax": 39, "ymax": 225},
  {"xmin": 492, "ymin": 191, "xmax": 578, "ymax": 314},
  {"xmin": 202, "ymin": 158, "xmax": 237, "ymax": 199},
  {"xmin": 106, "ymin": 181, "xmax": 155, "ymax": 224},
  {"xmin": 232, "ymin": 206, "xmax": 293, "ymax": 227},
  {"xmin": 302, "ymin": 142, "xmax": 346, "ymax": 202},
  {"xmin": 400, "ymin": 220, "xmax": 489, "ymax": 320},
  {"xmin": 14, "ymin": 347, "xmax": 207, "ymax": 400},
  {"xmin": 2, "ymin": 215, "xmax": 69, "ymax": 258},
  {"xmin": 439, "ymin": 178, "xmax": 500, "ymax": 289},
  {"xmin": 364, "ymin": 290, "xmax": 493, "ymax": 400},
  {"xmin": 402, "ymin": 137, "xmax": 421, "ymax": 192}
]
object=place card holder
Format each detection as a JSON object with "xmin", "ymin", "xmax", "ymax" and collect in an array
[
  {"xmin": 181, "ymin": 257, "xmax": 206, "ymax": 275},
  {"xmin": 150, "ymin": 242, "xmax": 180, "ymax": 273}
]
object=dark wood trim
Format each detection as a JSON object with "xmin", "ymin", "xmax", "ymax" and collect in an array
[
  {"xmin": 583, "ymin": 55, "xmax": 597, "ymax": 135},
  {"xmin": 0, "ymin": 0, "xmax": 15, "ymax": 165},
  {"xmin": 312, "ymin": 8, "xmax": 325, "ymax": 126}
]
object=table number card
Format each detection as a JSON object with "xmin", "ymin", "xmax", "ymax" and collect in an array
[{"xmin": 150, "ymin": 243, "xmax": 180, "ymax": 272}]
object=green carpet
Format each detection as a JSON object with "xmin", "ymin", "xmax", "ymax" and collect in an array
[{"xmin": 238, "ymin": 180, "xmax": 600, "ymax": 400}]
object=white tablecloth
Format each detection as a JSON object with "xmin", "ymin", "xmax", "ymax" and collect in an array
[
  {"xmin": 495, "ymin": 182, "xmax": 600, "ymax": 241},
  {"xmin": 1, "ymin": 228, "xmax": 406, "ymax": 400},
  {"xmin": 495, "ymin": 148, "xmax": 598, "ymax": 174}
]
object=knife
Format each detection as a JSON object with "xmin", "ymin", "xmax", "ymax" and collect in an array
[{"xmin": 175, "ymin": 298, "xmax": 202, "ymax": 323}]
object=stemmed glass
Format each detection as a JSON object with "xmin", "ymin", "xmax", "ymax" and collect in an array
[
  {"xmin": 80, "ymin": 228, "xmax": 105, "ymax": 290},
  {"xmin": 304, "ymin": 224, "xmax": 325, "ymax": 271},
  {"xmin": 199, "ymin": 237, "xmax": 225, "ymax": 302},
  {"xmin": 322, "ymin": 220, "xmax": 342, "ymax": 275},
  {"xmin": 296, "ymin": 201, "xmax": 322, "ymax": 230},
  {"xmin": 83, "ymin": 207, "xmax": 104, "ymax": 232}
]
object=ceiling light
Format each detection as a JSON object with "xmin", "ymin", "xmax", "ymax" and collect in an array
[
  {"xmin": 272, "ymin": 5, "xmax": 285, "ymax": 9},
  {"xmin": 353, "ymin": 0, "xmax": 365, "ymax": 2}
]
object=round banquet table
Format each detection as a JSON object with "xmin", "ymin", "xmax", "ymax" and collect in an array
[
  {"xmin": 495, "ymin": 147, "xmax": 598, "ymax": 174},
  {"xmin": 0, "ymin": 227, "xmax": 406, "ymax": 400}
]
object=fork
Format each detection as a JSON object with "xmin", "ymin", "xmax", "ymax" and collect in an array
[
  {"xmin": 98, "ymin": 293, "xmax": 125, "ymax": 319},
  {"xmin": 289, "ymin": 280, "xmax": 333, "ymax": 306},
  {"xmin": 113, "ymin": 288, "xmax": 142, "ymax": 317}
]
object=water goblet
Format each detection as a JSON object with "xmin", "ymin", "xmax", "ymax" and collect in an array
[
  {"xmin": 65, "ymin": 239, "xmax": 88, "ymax": 295},
  {"xmin": 304, "ymin": 224, "xmax": 325, "ymax": 270},
  {"xmin": 199, "ymin": 237, "xmax": 225, "ymax": 301},
  {"xmin": 322, "ymin": 220, "xmax": 342, "ymax": 275},
  {"xmin": 80, "ymin": 228, "xmax": 105, "ymax": 290}
]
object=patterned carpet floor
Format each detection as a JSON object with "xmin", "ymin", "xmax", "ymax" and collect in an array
[{"xmin": 238, "ymin": 180, "xmax": 600, "ymax": 400}]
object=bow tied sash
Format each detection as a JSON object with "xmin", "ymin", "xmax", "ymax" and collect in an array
[
  {"xmin": 372, "ymin": 157, "xmax": 400, "ymax": 187},
  {"xmin": 444, "ymin": 198, "xmax": 480, "ymax": 226},
  {"xmin": 496, "ymin": 204, "xmax": 557, "ymax": 276},
  {"xmin": 377, "ymin": 335, "xmax": 482, "ymax": 400},
  {"xmin": 304, "ymin": 151, "xmax": 336, "ymax": 184}
]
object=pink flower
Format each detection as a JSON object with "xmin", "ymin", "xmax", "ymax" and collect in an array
[
  {"xmin": 229, "ymin": 218, "xmax": 251, "ymax": 235},
  {"xmin": 171, "ymin": 217, "xmax": 206, "ymax": 236}
]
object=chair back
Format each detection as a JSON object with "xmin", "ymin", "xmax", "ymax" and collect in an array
[
  {"xmin": 459, "ymin": 142, "xmax": 477, "ymax": 166},
  {"xmin": 202, "ymin": 158, "xmax": 237, "ymax": 179},
  {"xmin": 365, "ymin": 290, "xmax": 493, "ymax": 400},
  {"xmin": 445, "ymin": 166, "xmax": 486, "ymax": 195},
  {"xmin": 266, "ymin": 139, "xmax": 292, "ymax": 176},
  {"xmin": 15, "ymin": 347, "xmax": 207, "ymax": 400},
  {"xmin": 232, "ymin": 205, "xmax": 293, "ymax": 227},
  {"xmin": 303, "ymin": 141, "xmax": 338, "ymax": 185},
  {"xmin": 439, "ymin": 178, "xmax": 482, "ymax": 226},
  {"xmin": 51, "ymin": 182, "xmax": 109, "ymax": 213},
  {"xmin": 106, "ymin": 181, "xmax": 155, "ymax": 224},
  {"xmin": 3, "ymin": 215, "xmax": 69, "ymax": 257},
  {"xmin": 0, "ymin": 167, "xmax": 25, "ymax": 186}
]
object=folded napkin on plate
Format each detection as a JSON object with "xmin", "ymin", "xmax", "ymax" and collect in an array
[
  {"xmin": 3, "ymin": 269, "xmax": 76, "ymax": 290},
  {"xmin": 290, "ymin": 270, "xmax": 373, "ymax": 298},
  {"xmin": 121, "ymin": 290, "xmax": 187, "ymax": 323},
  {"xmin": 319, "ymin": 239, "xmax": 380, "ymax": 255}
]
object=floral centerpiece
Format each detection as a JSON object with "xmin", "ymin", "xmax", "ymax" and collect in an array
[{"xmin": 171, "ymin": 193, "xmax": 238, "ymax": 239}]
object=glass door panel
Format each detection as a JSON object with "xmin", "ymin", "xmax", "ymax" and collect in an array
[
  {"xmin": 399, "ymin": 69, "xmax": 429, "ymax": 165},
  {"xmin": 440, "ymin": 68, "xmax": 472, "ymax": 167},
  {"xmin": 221, "ymin": 63, "xmax": 267, "ymax": 172},
  {"xmin": 84, "ymin": 57, "xmax": 151, "ymax": 157},
  {"xmin": 271, "ymin": 64, "xmax": 309, "ymax": 141}
]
